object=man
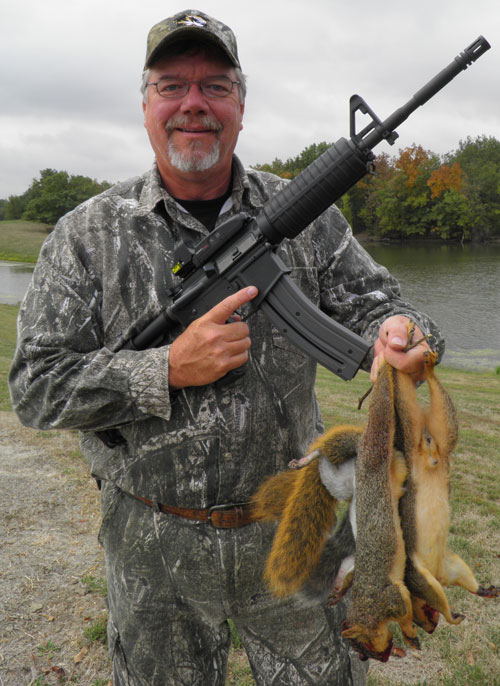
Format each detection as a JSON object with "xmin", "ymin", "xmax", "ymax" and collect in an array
[{"xmin": 9, "ymin": 10, "xmax": 443, "ymax": 685}]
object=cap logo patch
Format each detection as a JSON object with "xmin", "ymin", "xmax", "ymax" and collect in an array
[{"xmin": 177, "ymin": 14, "xmax": 207, "ymax": 28}]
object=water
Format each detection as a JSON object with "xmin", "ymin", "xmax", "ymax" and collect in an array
[
  {"xmin": 1, "ymin": 244, "xmax": 499, "ymax": 371},
  {"xmin": 362, "ymin": 242, "xmax": 500, "ymax": 372},
  {"xmin": 0, "ymin": 261, "xmax": 35, "ymax": 305}
]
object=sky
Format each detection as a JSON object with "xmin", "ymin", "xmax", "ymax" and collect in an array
[{"xmin": 1, "ymin": 0, "xmax": 499, "ymax": 198}]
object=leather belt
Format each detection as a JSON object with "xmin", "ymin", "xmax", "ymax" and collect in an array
[{"xmin": 127, "ymin": 492, "xmax": 256, "ymax": 528}]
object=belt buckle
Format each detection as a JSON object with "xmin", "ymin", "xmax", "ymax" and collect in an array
[{"xmin": 207, "ymin": 502, "xmax": 248, "ymax": 528}]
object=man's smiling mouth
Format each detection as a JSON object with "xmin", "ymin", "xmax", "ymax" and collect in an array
[{"xmin": 177, "ymin": 128, "xmax": 214, "ymax": 133}]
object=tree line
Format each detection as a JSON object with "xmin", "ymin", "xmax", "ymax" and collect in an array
[
  {"xmin": 2, "ymin": 135, "xmax": 499, "ymax": 241},
  {"xmin": 254, "ymin": 135, "xmax": 500, "ymax": 242},
  {"xmin": 0, "ymin": 169, "xmax": 111, "ymax": 225}
]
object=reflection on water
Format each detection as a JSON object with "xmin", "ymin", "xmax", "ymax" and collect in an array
[
  {"xmin": 0, "ymin": 261, "xmax": 35, "ymax": 305},
  {"xmin": 1, "ymin": 243, "xmax": 499, "ymax": 371},
  {"xmin": 362, "ymin": 242, "xmax": 500, "ymax": 371}
]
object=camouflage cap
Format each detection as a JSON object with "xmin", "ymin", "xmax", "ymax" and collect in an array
[{"xmin": 144, "ymin": 10, "xmax": 241, "ymax": 70}]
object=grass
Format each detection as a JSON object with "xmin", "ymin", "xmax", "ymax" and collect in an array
[
  {"xmin": 83, "ymin": 617, "xmax": 108, "ymax": 645},
  {"xmin": 36, "ymin": 639, "xmax": 61, "ymax": 660},
  {"xmin": 82, "ymin": 574, "xmax": 108, "ymax": 597},
  {"xmin": 0, "ymin": 303, "xmax": 18, "ymax": 410},
  {"xmin": 0, "ymin": 219, "xmax": 51, "ymax": 262}
]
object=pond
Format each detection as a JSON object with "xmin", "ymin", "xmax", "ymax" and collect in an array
[
  {"xmin": 0, "ymin": 261, "xmax": 36, "ymax": 305},
  {"xmin": 1, "ymin": 242, "xmax": 499, "ymax": 371},
  {"xmin": 362, "ymin": 241, "xmax": 500, "ymax": 371}
]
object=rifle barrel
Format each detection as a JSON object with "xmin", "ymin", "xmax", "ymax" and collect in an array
[{"xmin": 360, "ymin": 36, "xmax": 491, "ymax": 151}]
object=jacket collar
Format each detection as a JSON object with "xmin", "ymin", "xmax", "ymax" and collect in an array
[{"xmin": 135, "ymin": 156, "xmax": 253, "ymax": 219}]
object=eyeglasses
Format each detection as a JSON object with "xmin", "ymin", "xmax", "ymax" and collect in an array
[{"xmin": 146, "ymin": 76, "xmax": 240, "ymax": 99}]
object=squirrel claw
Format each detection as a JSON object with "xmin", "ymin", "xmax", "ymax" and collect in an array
[
  {"xmin": 476, "ymin": 584, "xmax": 500, "ymax": 598},
  {"xmin": 402, "ymin": 632, "xmax": 421, "ymax": 650}
]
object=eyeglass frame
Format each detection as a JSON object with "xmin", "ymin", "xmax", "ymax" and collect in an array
[{"xmin": 145, "ymin": 75, "xmax": 241, "ymax": 100}]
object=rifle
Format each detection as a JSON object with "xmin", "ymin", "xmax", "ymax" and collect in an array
[{"xmin": 96, "ymin": 36, "xmax": 490, "ymax": 448}]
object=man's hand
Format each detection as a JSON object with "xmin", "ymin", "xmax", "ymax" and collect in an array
[
  {"xmin": 168, "ymin": 286, "xmax": 258, "ymax": 389},
  {"xmin": 370, "ymin": 315, "xmax": 431, "ymax": 383}
]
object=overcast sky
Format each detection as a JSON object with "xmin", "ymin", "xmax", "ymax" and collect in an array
[{"xmin": 1, "ymin": 0, "xmax": 499, "ymax": 198}]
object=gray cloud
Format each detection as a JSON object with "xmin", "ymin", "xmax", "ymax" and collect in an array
[{"xmin": 1, "ymin": 0, "xmax": 499, "ymax": 198}]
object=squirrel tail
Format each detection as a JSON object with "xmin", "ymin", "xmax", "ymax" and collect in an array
[
  {"xmin": 263, "ymin": 459, "xmax": 338, "ymax": 598},
  {"xmin": 251, "ymin": 469, "xmax": 299, "ymax": 521}
]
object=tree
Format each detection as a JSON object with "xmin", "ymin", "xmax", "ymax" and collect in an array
[
  {"xmin": 358, "ymin": 146, "xmax": 440, "ymax": 238},
  {"xmin": 2, "ymin": 191, "xmax": 31, "ymax": 220},
  {"xmin": 427, "ymin": 162, "xmax": 464, "ymax": 199},
  {"xmin": 429, "ymin": 188, "xmax": 474, "ymax": 242},
  {"xmin": 253, "ymin": 142, "xmax": 332, "ymax": 179},
  {"xmin": 446, "ymin": 136, "xmax": 500, "ymax": 240},
  {"xmin": 22, "ymin": 169, "xmax": 111, "ymax": 225}
]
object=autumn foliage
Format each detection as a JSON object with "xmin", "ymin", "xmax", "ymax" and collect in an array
[{"xmin": 254, "ymin": 135, "xmax": 500, "ymax": 242}]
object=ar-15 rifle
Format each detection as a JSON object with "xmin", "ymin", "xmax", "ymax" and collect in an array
[{"xmin": 97, "ymin": 36, "xmax": 490, "ymax": 448}]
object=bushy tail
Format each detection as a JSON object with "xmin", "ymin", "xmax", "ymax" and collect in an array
[
  {"xmin": 251, "ymin": 469, "xmax": 299, "ymax": 521},
  {"xmin": 263, "ymin": 459, "xmax": 337, "ymax": 597}
]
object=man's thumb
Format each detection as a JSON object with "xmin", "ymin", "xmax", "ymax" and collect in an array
[{"xmin": 204, "ymin": 286, "xmax": 258, "ymax": 324}]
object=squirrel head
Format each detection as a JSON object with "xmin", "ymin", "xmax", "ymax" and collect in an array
[{"xmin": 341, "ymin": 621, "xmax": 393, "ymax": 662}]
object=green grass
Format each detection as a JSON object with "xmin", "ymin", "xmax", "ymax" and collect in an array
[
  {"xmin": 83, "ymin": 617, "xmax": 108, "ymax": 645},
  {"xmin": 82, "ymin": 574, "xmax": 108, "ymax": 597},
  {"xmin": 0, "ymin": 303, "xmax": 18, "ymax": 410},
  {"xmin": 36, "ymin": 639, "xmax": 61, "ymax": 660},
  {"xmin": 0, "ymin": 219, "xmax": 51, "ymax": 262}
]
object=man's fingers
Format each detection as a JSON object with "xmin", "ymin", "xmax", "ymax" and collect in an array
[
  {"xmin": 381, "ymin": 317, "xmax": 409, "ymax": 350},
  {"xmin": 373, "ymin": 316, "xmax": 431, "ymax": 384},
  {"xmin": 203, "ymin": 286, "xmax": 258, "ymax": 325}
]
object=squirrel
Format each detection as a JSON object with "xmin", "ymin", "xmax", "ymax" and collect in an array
[
  {"xmin": 394, "ymin": 350, "xmax": 499, "ymax": 633},
  {"xmin": 340, "ymin": 360, "xmax": 417, "ymax": 662}
]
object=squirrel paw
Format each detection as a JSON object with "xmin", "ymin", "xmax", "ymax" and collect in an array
[
  {"xmin": 476, "ymin": 584, "xmax": 500, "ymax": 598},
  {"xmin": 423, "ymin": 349, "xmax": 438, "ymax": 368},
  {"xmin": 401, "ymin": 632, "xmax": 421, "ymax": 651},
  {"xmin": 326, "ymin": 565, "xmax": 354, "ymax": 607},
  {"xmin": 288, "ymin": 450, "xmax": 319, "ymax": 469}
]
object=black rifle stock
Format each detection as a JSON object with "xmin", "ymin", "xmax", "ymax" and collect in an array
[{"xmin": 96, "ymin": 36, "xmax": 490, "ymax": 447}]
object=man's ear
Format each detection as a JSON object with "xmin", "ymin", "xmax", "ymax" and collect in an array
[{"xmin": 239, "ymin": 101, "xmax": 245, "ymax": 131}]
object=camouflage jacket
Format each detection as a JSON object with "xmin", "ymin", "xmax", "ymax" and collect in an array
[{"xmin": 9, "ymin": 157, "xmax": 443, "ymax": 507}]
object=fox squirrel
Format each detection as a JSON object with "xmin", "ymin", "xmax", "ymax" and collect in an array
[
  {"xmin": 252, "ymin": 342, "xmax": 499, "ymax": 662},
  {"xmin": 396, "ymin": 351, "xmax": 499, "ymax": 633}
]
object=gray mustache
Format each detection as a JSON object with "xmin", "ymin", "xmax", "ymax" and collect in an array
[{"xmin": 165, "ymin": 115, "xmax": 223, "ymax": 133}]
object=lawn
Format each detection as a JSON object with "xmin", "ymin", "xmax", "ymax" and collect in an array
[{"xmin": 0, "ymin": 219, "xmax": 51, "ymax": 262}]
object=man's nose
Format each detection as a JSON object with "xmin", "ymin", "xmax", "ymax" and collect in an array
[{"xmin": 179, "ymin": 83, "xmax": 209, "ymax": 113}]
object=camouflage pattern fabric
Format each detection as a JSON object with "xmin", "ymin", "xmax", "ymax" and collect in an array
[
  {"xmin": 145, "ymin": 10, "xmax": 241, "ymax": 69},
  {"xmin": 9, "ymin": 156, "xmax": 443, "ymax": 683},
  {"xmin": 100, "ymin": 481, "xmax": 368, "ymax": 686}
]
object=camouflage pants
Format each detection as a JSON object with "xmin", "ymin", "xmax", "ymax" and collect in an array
[{"xmin": 99, "ymin": 482, "xmax": 367, "ymax": 686}]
